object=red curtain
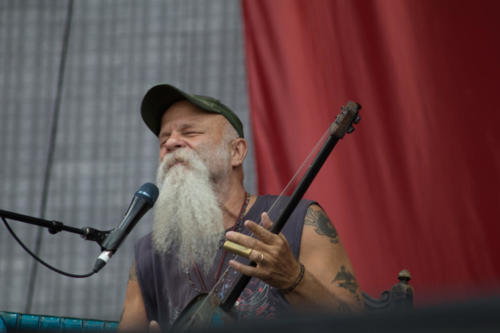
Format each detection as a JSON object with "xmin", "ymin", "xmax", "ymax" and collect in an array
[{"xmin": 243, "ymin": 0, "xmax": 500, "ymax": 303}]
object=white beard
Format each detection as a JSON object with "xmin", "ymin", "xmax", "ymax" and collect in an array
[{"xmin": 152, "ymin": 147, "xmax": 228, "ymax": 274}]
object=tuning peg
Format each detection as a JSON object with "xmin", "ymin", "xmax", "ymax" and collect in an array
[
  {"xmin": 353, "ymin": 115, "xmax": 361, "ymax": 124},
  {"xmin": 347, "ymin": 126, "xmax": 355, "ymax": 134}
]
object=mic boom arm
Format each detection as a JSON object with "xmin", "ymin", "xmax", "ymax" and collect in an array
[{"xmin": 0, "ymin": 208, "xmax": 109, "ymax": 244}]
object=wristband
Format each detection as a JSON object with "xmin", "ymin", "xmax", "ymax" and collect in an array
[{"xmin": 281, "ymin": 263, "xmax": 305, "ymax": 294}]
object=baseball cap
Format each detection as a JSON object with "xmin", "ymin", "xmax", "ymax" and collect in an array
[{"xmin": 140, "ymin": 84, "xmax": 244, "ymax": 138}]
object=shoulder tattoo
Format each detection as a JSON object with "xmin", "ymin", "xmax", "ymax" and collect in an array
[
  {"xmin": 304, "ymin": 205, "xmax": 339, "ymax": 244},
  {"xmin": 332, "ymin": 265, "xmax": 361, "ymax": 302},
  {"xmin": 129, "ymin": 261, "xmax": 137, "ymax": 281}
]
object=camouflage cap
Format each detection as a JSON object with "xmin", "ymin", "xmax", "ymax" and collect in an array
[{"xmin": 140, "ymin": 84, "xmax": 244, "ymax": 138}]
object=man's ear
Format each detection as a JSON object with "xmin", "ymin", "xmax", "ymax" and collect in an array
[{"xmin": 230, "ymin": 138, "xmax": 248, "ymax": 167}]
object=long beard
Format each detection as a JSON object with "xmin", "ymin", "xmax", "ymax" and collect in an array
[{"xmin": 152, "ymin": 148, "xmax": 226, "ymax": 274}]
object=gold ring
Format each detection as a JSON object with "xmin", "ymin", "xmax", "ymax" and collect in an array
[{"xmin": 258, "ymin": 253, "xmax": 264, "ymax": 263}]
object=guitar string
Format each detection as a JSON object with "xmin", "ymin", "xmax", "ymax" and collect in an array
[{"xmin": 264, "ymin": 128, "xmax": 330, "ymax": 217}]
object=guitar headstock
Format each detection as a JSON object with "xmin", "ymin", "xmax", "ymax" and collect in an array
[{"xmin": 330, "ymin": 101, "xmax": 361, "ymax": 139}]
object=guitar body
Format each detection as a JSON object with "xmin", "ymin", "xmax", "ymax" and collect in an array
[{"xmin": 170, "ymin": 293, "xmax": 236, "ymax": 331}]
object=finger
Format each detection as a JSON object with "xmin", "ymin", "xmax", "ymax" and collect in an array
[
  {"xmin": 261, "ymin": 212, "xmax": 273, "ymax": 230},
  {"xmin": 226, "ymin": 230, "xmax": 266, "ymax": 250},
  {"xmin": 228, "ymin": 259, "xmax": 262, "ymax": 278},
  {"xmin": 223, "ymin": 240, "xmax": 252, "ymax": 258},
  {"xmin": 149, "ymin": 320, "xmax": 161, "ymax": 333},
  {"xmin": 244, "ymin": 220, "xmax": 276, "ymax": 244},
  {"xmin": 249, "ymin": 249, "xmax": 265, "ymax": 265}
]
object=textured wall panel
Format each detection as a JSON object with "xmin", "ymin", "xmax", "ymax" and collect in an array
[{"xmin": 0, "ymin": 0, "xmax": 253, "ymax": 320}]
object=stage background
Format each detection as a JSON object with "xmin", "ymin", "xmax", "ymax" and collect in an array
[
  {"xmin": 244, "ymin": 0, "xmax": 500, "ymax": 303},
  {"xmin": 0, "ymin": 0, "xmax": 253, "ymax": 320}
]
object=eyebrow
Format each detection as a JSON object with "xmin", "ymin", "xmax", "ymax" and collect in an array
[{"xmin": 159, "ymin": 123, "xmax": 198, "ymax": 139}]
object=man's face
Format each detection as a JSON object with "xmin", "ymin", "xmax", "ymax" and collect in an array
[{"xmin": 158, "ymin": 100, "xmax": 231, "ymax": 183}]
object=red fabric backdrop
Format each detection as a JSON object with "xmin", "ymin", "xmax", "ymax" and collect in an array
[{"xmin": 243, "ymin": 0, "xmax": 500, "ymax": 303}]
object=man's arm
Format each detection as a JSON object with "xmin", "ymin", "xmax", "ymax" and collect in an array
[
  {"xmin": 286, "ymin": 204, "xmax": 364, "ymax": 311},
  {"xmin": 118, "ymin": 261, "xmax": 150, "ymax": 331},
  {"xmin": 226, "ymin": 204, "xmax": 363, "ymax": 312}
]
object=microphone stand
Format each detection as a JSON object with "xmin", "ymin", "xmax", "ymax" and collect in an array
[
  {"xmin": 2, "ymin": 182, "xmax": 158, "ymax": 277},
  {"xmin": 0, "ymin": 209, "xmax": 109, "ymax": 247}
]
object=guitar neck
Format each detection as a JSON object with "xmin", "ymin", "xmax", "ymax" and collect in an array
[{"xmin": 220, "ymin": 132, "xmax": 341, "ymax": 311}]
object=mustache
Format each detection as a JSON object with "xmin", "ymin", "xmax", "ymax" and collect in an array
[
  {"xmin": 159, "ymin": 149, "xmax": 198, "ymax": 180},
  {"xmin": 164, "ymin": 150, "xmax": 190, "ymax": 168}
]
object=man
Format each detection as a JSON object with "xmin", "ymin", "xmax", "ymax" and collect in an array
[{"xmin": 118, "ymin": 84, "xmax": 363, "ymax": 331}]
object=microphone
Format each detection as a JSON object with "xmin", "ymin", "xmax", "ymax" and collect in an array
[{"xmin": 93, "ymin": 183, "xmax": 159, "ymax": 273}]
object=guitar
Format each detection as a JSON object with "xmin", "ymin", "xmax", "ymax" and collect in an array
[{"xmin": 171, "ymin": 101, "xmax": 362, "ymax": 331}]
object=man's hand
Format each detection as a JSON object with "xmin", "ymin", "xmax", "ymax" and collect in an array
[
  {"xmin": 226, "ymin": 205, "xmax": 364, "ymax": 312},
  {"xmin": 226, "ymin": 212, "xmax": 302, "ymax": 290}
]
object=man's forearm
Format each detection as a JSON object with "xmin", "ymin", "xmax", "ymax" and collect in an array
[{"xmin": 283, "ymin": 267, "xmax": 364, "ymax": 312}]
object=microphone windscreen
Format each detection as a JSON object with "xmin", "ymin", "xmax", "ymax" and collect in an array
[{"xmin": 136, "ymin": 183, "xmax": 159, "ymax": 206}]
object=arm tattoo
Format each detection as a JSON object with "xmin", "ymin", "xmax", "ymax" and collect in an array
[
  {"xmin": 332, "ymin": 265, "xmax": 361, "ymax": 302},
  {"xmin": 304, "ymin": 206, "xmax": 339, "ymax": 244},
  {"xmin": 129, "ymin": 261, "xmax": 137, "ymax": 281}
]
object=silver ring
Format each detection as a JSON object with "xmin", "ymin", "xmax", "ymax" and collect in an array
[{"xmin": 258, "ymin": 253, "xmax": 264, "ymax": 263}]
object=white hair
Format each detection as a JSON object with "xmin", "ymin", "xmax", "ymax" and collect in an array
[{"xmin": 152, "ymin": 142, "xmax": 231, "ymax": 273}]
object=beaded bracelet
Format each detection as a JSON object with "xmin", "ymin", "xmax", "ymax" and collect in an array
[{"xmin": 281, "ymin": 263, "xmax": 305, "ymax": 294}]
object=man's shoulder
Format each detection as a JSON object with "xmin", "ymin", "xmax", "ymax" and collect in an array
[
  {"xmin": 256, "ymin": 195, "xmax": 318, "ymax": 217},
  {"xmin": 133, "ymin": 232, "xmax": 158, "ymax": 279},
  {"xmin": 134, "ymin": 232, "xmax": 154, "ymax": 256},
  {"xmin": 255, "ymin": 194, "xmax": 318, "ymax": 228}
]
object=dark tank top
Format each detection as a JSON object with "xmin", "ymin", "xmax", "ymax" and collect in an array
[{"xmin": 134, "ymin": 195, "xmax": 316, "ymax": 328}]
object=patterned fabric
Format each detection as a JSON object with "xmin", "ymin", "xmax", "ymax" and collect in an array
[{"xmin": 134, "ymin": 195, "xmax": 315, "ymax": 328}]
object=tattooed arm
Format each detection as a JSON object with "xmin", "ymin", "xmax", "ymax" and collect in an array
[
  {"xmin": 117, "ymin": 261, "xmax": 149, "ymax": 331},
  {"xmin": 284, "ymin": 204, "xmax": 364, "ymax": 312},
  {"xmin": 228, "ymin": 204, "xmax": 363, "ymax": 312}
]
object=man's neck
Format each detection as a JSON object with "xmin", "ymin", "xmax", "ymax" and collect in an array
[{"xmin": 218, "ymin": 184, "xmax": 248, "ymax": 230}]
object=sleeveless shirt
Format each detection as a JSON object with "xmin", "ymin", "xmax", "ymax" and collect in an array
[{"xmin": 134, "ymin": 195, "xmax": 316, "ymax": 329}]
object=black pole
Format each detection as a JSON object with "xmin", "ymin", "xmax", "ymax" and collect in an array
[{"xmin": 25, "ymin": 0, "xmax": 75, "ymax": 312}]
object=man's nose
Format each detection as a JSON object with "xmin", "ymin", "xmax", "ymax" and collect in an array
[{"xmin": 165, "ymin": 134, "xmax": 187, "ymax": 152}]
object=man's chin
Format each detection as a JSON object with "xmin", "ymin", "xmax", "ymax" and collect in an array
[
  {"xmin": 159, "ymin": 163, "xmax": 189, "ymax": 184},
  {"xmin": 171, "ymin": 161, "xmax": 191, "ymax": 170}
]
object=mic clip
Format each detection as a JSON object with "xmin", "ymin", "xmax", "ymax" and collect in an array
[{"xmin": 81, "ymin": 227, "xmax": 111, "ymax": 246}]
